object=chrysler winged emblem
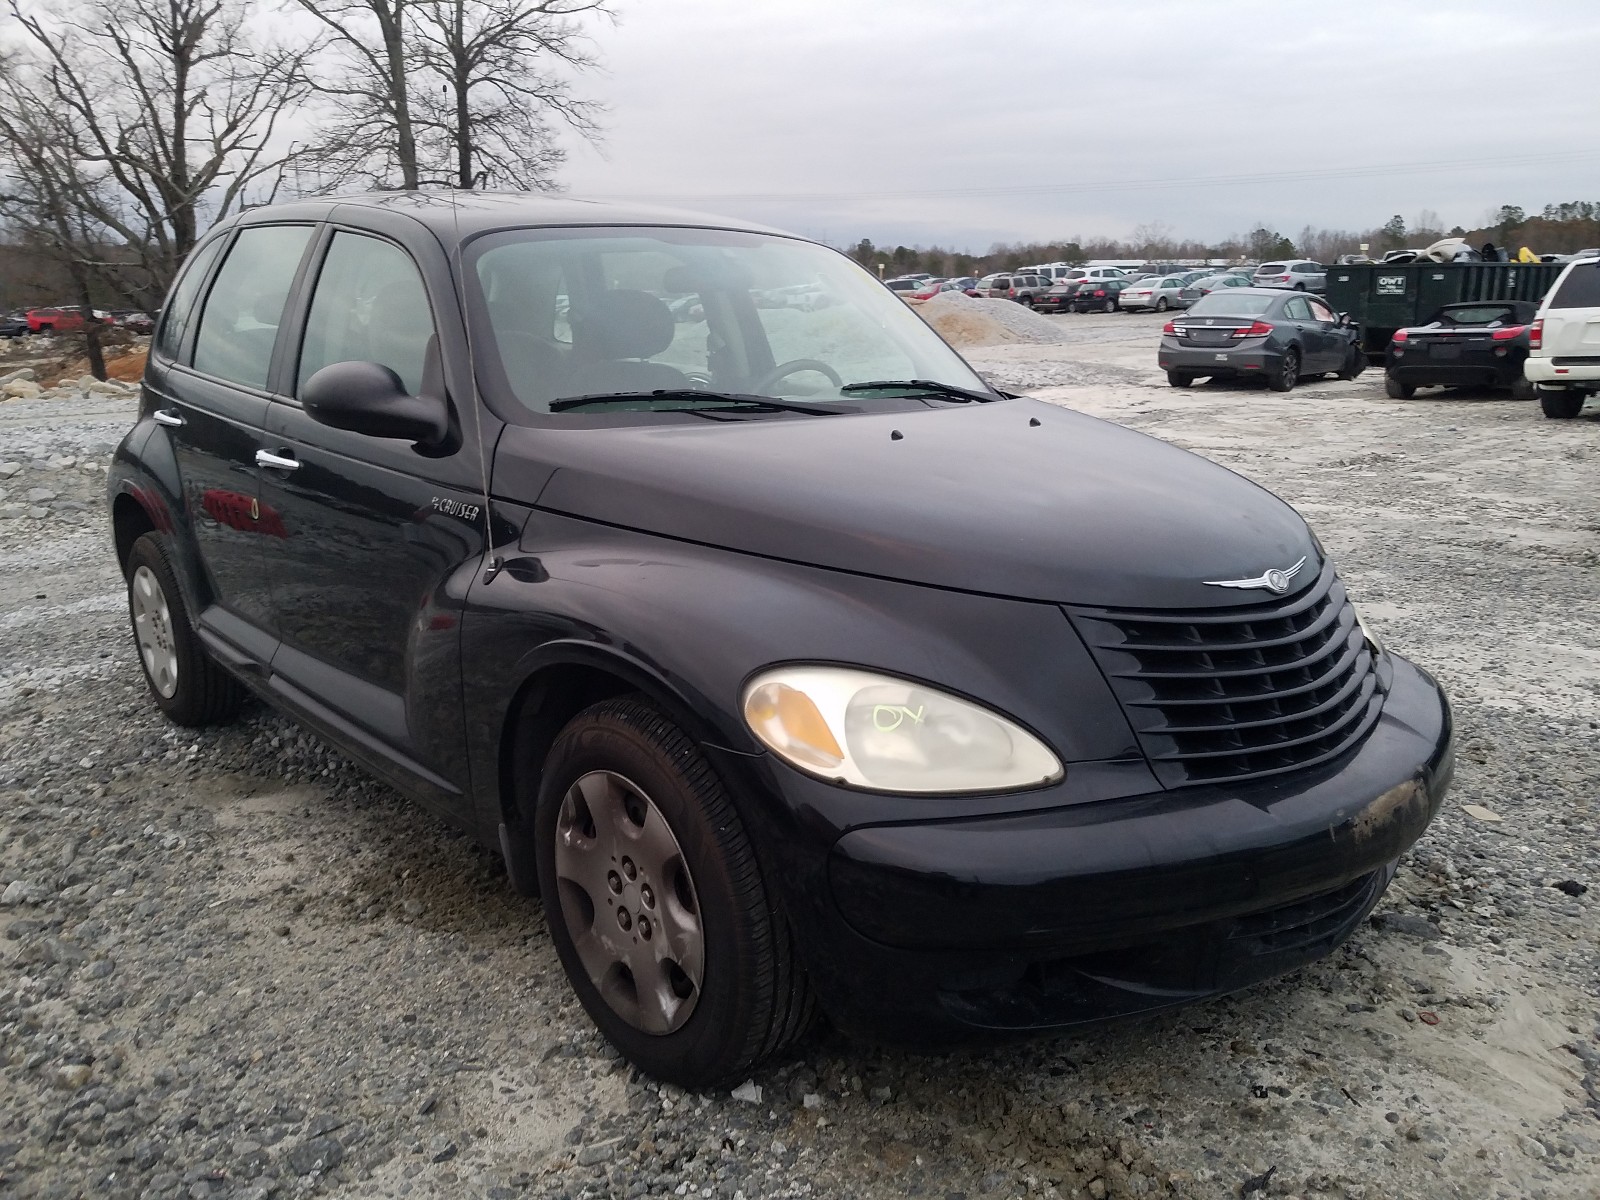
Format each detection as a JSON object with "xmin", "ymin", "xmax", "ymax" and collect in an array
[{"xmin": 1205, "ymin": 556, "xmax": 1307, "ymax": 594}]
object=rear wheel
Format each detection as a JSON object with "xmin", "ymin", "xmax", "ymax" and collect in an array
[
  {"xmin": 1167, "ymin": 370, "xmax": 1194, "ymax": 388},
  {"xmin": 1509, "ymin": 375, "xmax": 1535, "ymax": 401},
  {"xmin": 1268, "ymin": 348, "xmax": 1300, "ymax": 392},
  {"xmin": 1384, "ymin": 374, "xmax": 1415, "ymax": 400},
  {"xmin": 1020, "ymin": 296, "xmax": 1035, "ymax": 309},
  {"xmin": 125, "ymin": 533, "xmax": 244, "ymax": 726},
  {"xmin": 535, "ymin": 698, "xmax": 815, "ymax": 1088},
  {"xmin": 1154, "ymin": 297, "xmax": 1169, "ymax": 312},
  {"xmin": 1538, "ymin": 387, "xmax": 1585, "ymax": 419},
  {"xmin": 1102, "ymin": 299, "xmax": 1116, "ymax": 313}
]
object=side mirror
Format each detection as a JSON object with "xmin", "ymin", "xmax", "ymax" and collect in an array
[{"xmin": 301, "ymin": 361, "xmax": 448, "ymax": 446}]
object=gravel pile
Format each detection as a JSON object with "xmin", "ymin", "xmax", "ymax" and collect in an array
[
  {"xmin": 919, "ymin": 290, "xmax": 1069, "ymax": 346},
  {"xmin": 2, "ymin": 325, "xmax": 1598, "ymax": 1199}
]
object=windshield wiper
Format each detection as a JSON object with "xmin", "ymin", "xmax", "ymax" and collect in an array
[
  {"xmin": 839, "ymin": 378, "xmax": 1001, "ymax": 403},
  {"xmin": 549, "ymin": 389, "xmax": 843, "ymax": 415}
]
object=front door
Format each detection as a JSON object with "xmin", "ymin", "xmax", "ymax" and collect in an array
[
  {"xmin": 257, "ymin": 229, "xmax": 488, "ymax": 810},
  {"xmin": 153, "ymin": 224, "xmax": 316, "ymax": 662}
]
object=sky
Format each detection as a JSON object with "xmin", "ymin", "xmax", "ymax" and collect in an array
[{"xmin": 554, "ymin": 0, "xmax": 1600, "ymax": 251}]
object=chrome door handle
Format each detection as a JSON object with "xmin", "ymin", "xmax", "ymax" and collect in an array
[
  {"xmin": 152, "ymin": 408, "xmax": 185, "ymax": 427},
  {"xmin": 255, "ymin": 449, "xmax": 300, "ymax": 471}
]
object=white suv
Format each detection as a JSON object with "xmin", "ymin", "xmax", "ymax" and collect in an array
[{"xmin": 1525, "ymin": 257, "xmax": 1600, "ymax": 419}]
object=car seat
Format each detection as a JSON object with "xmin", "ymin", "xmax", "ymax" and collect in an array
[{"xmin": 567, "ymin": 290, "xmax": 686, "ymax": 396}]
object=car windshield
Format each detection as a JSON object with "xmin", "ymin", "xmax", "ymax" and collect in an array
[
  {"xmin": 1187, "ymin": 293, "xmax": 1276, "ymax": 317},
  {"xmin": 467, "ymin": 227, "xmax": 991, "ymax": 416}
]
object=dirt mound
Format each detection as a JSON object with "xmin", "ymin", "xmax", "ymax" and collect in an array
[
  {"xmin": 42, "ymin": 344, "xmax": 147, "ymax": 388},
  {"xmin": 912, "ymin": 296, "xmax": 1023, "ymax": 349}
]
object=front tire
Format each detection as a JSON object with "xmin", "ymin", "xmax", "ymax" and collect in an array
[
  {"xmin": 1337, "ymin": 345, "xmax": 1366, "ymax": 381},
  {"xmin": 125, "ymin": 533, "xmax": 244, "ymax": 726},
  {"xmin": 535, "ymin": 698, "xmax": 815, "ymax": 1088},
  {"xmin": 1268, "ymin": 348, "xmax": 1300, "ymax": 392},
  {"xmin": 1384, "ymin": 374, "xmax": 1416, "ymax": 399},
  {"xmin": 1538, "ymin": 387, "xmax": 1585, "ymax": 419}
]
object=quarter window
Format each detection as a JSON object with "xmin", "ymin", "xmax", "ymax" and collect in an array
[
  {"xmin": 155, "ymin": 236, "xmax": 228, "ymax": 362},
  {"xmin": 191, "ymin": 225, "xmax": 314, "ymax": 389},
  {"xmin": 297, "ymin": 233, "xmax": 436, "ymax": 396}
]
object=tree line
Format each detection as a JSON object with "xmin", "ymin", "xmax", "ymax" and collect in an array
[
  {"xmin": 848, "ymin": 203, "xmax": 1600, "ymax": 279},
  {"xmin": 0, "ymin": 0, "xmax": 609, "ymax": 377}
]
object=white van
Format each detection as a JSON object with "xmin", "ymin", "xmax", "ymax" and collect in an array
[{"xmin": 1525, "ymin": 257, "xmax": 1600, "ymax": 419}]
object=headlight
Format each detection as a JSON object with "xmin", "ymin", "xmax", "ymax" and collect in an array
[
  {"xmin": 1350, "ymin": 599, "xmax": 1383, "ymax": 654},
  {"xmin": 741, "ymin": 666, "xmax": 1062, "ymax": 794}
]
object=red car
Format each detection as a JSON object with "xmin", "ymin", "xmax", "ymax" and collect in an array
[{"xmin": 26, "ymin": 306, "xmax": 112, "ymax": 334}]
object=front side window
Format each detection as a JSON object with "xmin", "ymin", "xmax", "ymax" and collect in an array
[
  {"xmin": 155, "ymin": 236, "xmax": 228, "ymax": 361},
  {"xmin": 468, "ymin": 227, "xmax": 990, "ymax": 417},
  {"xmin": 297, "ymin": 232, "xmax": 435, "ymax": 396},
  {"xmin": 191, "ymin": 225, "xmax": 314, "ymax": 389},
  {"xmin": 1308, "ymin": 299, "xmax": 1336, "ymax": 322}
]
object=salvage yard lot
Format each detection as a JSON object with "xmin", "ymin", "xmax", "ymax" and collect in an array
[{"xmin": 2, "ymin": 314, "xmax": 1598, "ymax": 1200}]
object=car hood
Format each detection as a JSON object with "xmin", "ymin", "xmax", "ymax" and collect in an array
[{"xmin": 494, "ymin": 399, "xmax": 1317, "ymax": 609}]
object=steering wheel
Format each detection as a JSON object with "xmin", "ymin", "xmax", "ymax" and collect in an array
[{"xmin": 752, "ymin": 358, "xmax": 842, "ymax": 394}]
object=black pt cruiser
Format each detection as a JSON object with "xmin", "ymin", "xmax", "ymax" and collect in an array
[{"xmin": 107, "ymin": 193, "xmax": 1453, "ymax": 1087}]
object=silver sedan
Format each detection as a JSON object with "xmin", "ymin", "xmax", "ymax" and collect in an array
[{"xmin": 1117, "ymin": 274, "xmax": 1191, "ymax": 312}]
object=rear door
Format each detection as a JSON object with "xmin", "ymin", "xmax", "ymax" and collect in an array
[
  {"xmin": 257, "ymin": 225, "xmax": 487, "ymax": 812},
  {"xmin": 1541, "ymin": 260, "xmax": 1600, "ymax": 363},
  {"xmin": 1282, "ymin": 295, "xmax": 1335, "ymax": 369},
  {"xmin": 149, "ymin": 223, "xmax": 316, "ymax": 665}
]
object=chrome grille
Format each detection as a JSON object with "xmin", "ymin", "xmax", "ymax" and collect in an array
[{"xmin": 1070, "ymin": 561, "xmax": 1383, "ymax": 787}]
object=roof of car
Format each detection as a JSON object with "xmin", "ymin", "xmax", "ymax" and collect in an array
[{"xmin": 230, "ymin": 189, "xmax": 792, "ymax": 240}]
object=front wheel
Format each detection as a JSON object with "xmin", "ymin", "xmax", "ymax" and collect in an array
[
  {"xmin": 125, "ymin": 533, "xmax": 244, "ymax": 726},
  {"xmin": 535, "ymin": 698, "xmax": 815, "ymax": 1088},
  {"xmin": 1538, "ymin": 387, "xmax": 1585, "ymax": 419},
  {"xmin": 1384, "ymin": 374, "xmax": 1416, "ymax": 400},
  {"xmin": 1337, "ymin": 345, "xmax": 1366, "ymax": 381},
  {"xmin": 1268, "ymin": 348, "xmax": 1300, "ymax": 392}
]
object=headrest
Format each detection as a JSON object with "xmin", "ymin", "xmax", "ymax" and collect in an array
[{"xmin": 570, "ymin": 290, "xmax": 674, "ymax": 360}]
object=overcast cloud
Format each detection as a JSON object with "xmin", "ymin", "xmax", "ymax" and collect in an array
[{"xmin": 556, "ymin": 0, "xmax": 1600, "ymax": 250}]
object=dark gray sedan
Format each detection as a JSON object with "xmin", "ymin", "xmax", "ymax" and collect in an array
[{"xmin": 1158, "ymin": 288, "xmax": 1364, "ymax": 390}]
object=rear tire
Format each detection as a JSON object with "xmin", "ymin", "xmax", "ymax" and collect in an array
[
  {"xmin": 1155, "ymin": 298, "xmax": 1169, "ymax": 312},
  {"xmin": 1167, "ymin": 371, "xmax": 1194, "ymax": 388},
  {"xmin": 535, "ymin": 697, "xmax": 816, "ymax": 1088},
  {"xmin": 1510, "ymin": 375, "xmax": 1535, "ymax": 401},
  {"xmin": 1020, "ymin": 296, "xmax": 1035, "ymax": 309},
  {"xmin": 1268, "ymin": 348, "xmax": 1300, "ymax": 392},
  {"xmin": 1538, "ymin": 387, "xmax": 1584, "ymax": 419},
  {"xmin": 1102, "ymin": 299, "xmax": 1116, "ymax": 313},
  {"xmin": 1384, "ymin": 374, "xmax": 1415, "ymax": 400},
  {"xmin": 125, "ymin": 533, "xmax": 244, "ymax": 726}
]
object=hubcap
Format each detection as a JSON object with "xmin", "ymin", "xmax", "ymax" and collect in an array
[
  {"xmin": 131, "ymin": 564, "xmax": 179, "ymax": 698},
  {"xmin": 553, "ymin": 770, "xmax": 704, "ymax": 1035}
]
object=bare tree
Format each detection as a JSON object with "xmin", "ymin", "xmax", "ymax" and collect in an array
[
  {"xmin": 298, "ymin": 0, "xmax": 610, "ymax": 191},
  {"xmin": 291, "ymin": 0, "xmax": 423, "ymax": 190},
  {"xmin": 0, "ymin": 0, "xmax": 315, "ymax": 314}
]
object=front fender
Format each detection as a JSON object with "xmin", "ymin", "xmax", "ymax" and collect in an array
[{"xmin": 461, "ymin": 507, "xmax": 1146, "ymax": 845}]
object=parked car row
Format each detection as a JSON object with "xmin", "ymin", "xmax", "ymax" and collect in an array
[{"xmin": 0, "ymin": 306, "xmax": 155, "ymax": 335}]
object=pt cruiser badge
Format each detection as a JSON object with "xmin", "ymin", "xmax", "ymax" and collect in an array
[{"xmin": 1205, "ymin": 555, "xmax": 1307, "ymax": 594}]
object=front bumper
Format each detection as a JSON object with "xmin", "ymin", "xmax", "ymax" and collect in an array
[
  {"xmin": 1159, "ymin": 343, "xmax": 1280, "ymax": 376},
  {"xmin": 752, "ymin": 654, "xmax": 1451, "ymax": 1043}
]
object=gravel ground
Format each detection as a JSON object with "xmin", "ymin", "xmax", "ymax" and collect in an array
[{"xmin": 2, "ymin": 316, "xmax": 1598, "ymax": 1200}]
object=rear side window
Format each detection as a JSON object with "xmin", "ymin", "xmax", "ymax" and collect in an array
[
  {"xmin": 192, "ymin": 225, "xmax": 314, "ymax": 389},
  {"xmin": 155, "ymin": 237, "xmax": 228, "ymax": 361},
  {"xmin": 297, "ymin": 233, "xmax": 435, "ymax": 396},
  {"xmin": 1550, "ymin": 262, "xmax": 1600, "ymax": 309},
  {"xmin": 1294, "ymin": 263, "xmax": 1319, "ymax": 273}
]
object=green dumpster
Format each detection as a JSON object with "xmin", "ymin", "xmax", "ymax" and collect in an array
[{"xmin": 1325, "ymin": 262, "xmax": 1566, "ymax": 362}]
